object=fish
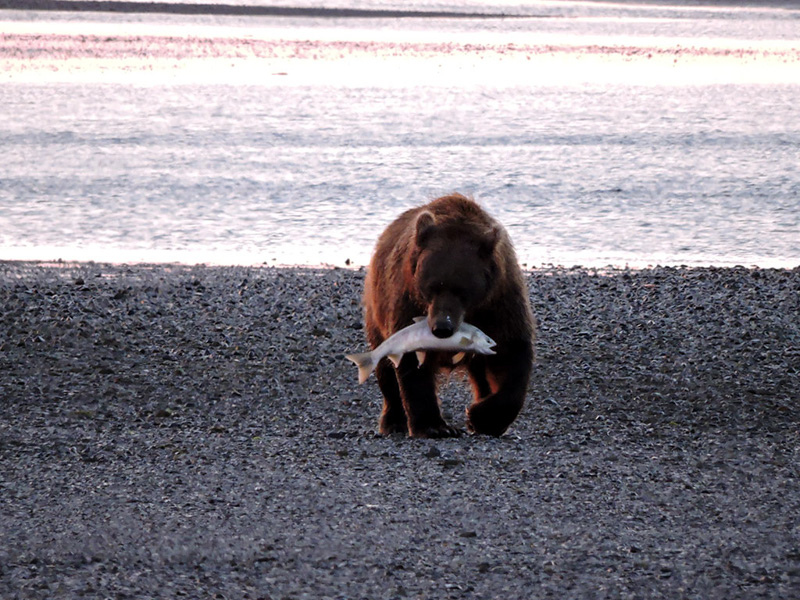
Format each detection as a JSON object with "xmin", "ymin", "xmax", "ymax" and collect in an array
[{"xmin": 346, "ymin": 317, "xmax": 496, "ymax": 384}]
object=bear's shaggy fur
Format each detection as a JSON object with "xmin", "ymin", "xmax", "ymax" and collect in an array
[{"xmin": 363, "ymin": 193, "xmax": 535, "ymax": 437}]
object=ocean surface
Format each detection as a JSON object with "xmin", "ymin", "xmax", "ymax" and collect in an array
[{"xmin": 1, "ymin": 0, "xmax": 799, "ymax": 267}]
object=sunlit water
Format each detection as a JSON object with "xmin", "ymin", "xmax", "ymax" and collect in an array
[{"xmin": 1, "ymin": 0, "xmax": 799, "ymax": 267}]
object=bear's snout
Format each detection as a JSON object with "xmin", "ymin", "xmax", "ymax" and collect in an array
[
  {"xmin": 427, "ymin": 294, "xmax": 464, "ymax": 339},
  {"xmin": 431, "ymin": 315, "xmax": 455, "ymax": 339}
]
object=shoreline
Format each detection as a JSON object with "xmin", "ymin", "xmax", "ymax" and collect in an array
[{"xmin": 2, "ymin": 257, "xmax": 798, "ymax": 273}]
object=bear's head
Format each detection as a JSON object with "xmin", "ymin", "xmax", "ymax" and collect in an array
[{"xmin": 412, "ymin": 211, "xmax": 500, "ymax": 338}]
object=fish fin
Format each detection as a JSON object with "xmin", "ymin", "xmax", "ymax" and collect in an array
[
  {"xmin": 345, "ymin": 352, "xmax": 376, "ymax": 384},
  {"xmin": 458, "ymin": 337, "xmax": 471, "ymax": 347},
  {"xmin": 412, "ymin": 316, "xmax": 426, "ymax": 323},
  {"xmin": 451, "ymin": 352, "xmax": 465, "ymax": 365},
  {"xmin": 416, "ymin": 351, "xmax": 426, "ymax": 366},
  {"xmin": 387, "ymin": 353, "xmax": 403, "ymax": 368}
]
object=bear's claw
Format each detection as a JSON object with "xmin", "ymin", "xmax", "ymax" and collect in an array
[{"xmin": 411, "ymin": 423, "xmax": 463, "ymax": 439}]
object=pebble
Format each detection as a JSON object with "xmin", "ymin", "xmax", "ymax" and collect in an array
[{"xmin": 1, "ymin": 261, "xmax": 798, "ymax": 599}]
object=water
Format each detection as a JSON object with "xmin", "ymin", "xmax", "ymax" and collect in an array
[{"xmin": 1, "ymin": 1, "xmax": 799, "ymax": 267}]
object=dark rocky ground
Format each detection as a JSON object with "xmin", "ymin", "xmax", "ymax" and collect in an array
[{"xmin": 1, "ymin": 261, "xmax": 798, "ymax": 599}]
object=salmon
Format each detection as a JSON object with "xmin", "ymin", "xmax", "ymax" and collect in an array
[{"xmin": 346, "ymin": 317, "xmax": 496, "ymax": 384}]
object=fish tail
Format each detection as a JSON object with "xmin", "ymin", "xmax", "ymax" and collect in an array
[{"xmin": 345, "ymin": 351, "xmax": 376, "ymax": 384}]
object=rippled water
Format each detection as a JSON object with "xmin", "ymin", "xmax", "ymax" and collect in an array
[{"xmin": 1, "ymin": 1, "xmax": 799, "ymax": 267}]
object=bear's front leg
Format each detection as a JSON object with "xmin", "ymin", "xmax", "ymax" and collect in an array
[
  {"xmin": 374, "ymin": 358, "xmax": 408, "ymax": 435},
  {"xmin": 396, "ymin": 354, "xmax": 461, "ymax": 438},
  {"xmin": 466, "ymin": 339, "xmax": 533, "ymax": 436}
]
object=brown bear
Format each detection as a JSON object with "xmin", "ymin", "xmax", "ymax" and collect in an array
[{"xmin": 362, "ymin": 193, "xmax": 535, "ymax": 438}]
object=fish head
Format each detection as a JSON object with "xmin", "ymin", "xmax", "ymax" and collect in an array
[{"xmin": 470, "ymin": 329, "xmax": 497, "ymax": 354}]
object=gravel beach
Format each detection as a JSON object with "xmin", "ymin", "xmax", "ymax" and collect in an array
[{"xmin": 1, "ymin": 261, "xmax": 799, "ymax": 599}]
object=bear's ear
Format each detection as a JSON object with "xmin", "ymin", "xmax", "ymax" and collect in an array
[
  {"xmin": 415, "ymin": 211, "xmax": 436, "ymax": 248},
  {"xmin": 479, "ymin": 225, "xmax": 501, "ymax": 257}
]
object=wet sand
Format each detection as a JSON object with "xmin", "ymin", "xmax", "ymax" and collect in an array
[{"xmin": 1, "ymin": 261, "xmax": 798, "ymax": 598}]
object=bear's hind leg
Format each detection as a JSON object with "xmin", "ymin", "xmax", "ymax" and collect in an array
[
  {"xmin": 467, "ymin": 355, "xmax": 492, "ymax": 399},
  {"xmin": 466, "ymin": 339, "xmax": 533, "ymax": 436},
  {"xmin": 396, "ymin": 354, "xmax": 461, "ymax": 438}
]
